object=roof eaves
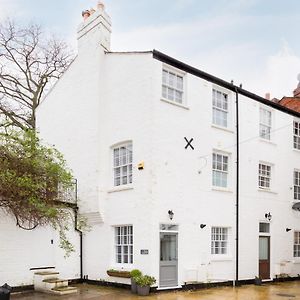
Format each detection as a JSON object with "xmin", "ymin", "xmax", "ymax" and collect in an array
[
  {"xmin": 152, "ymin": 49, "xmax": 300, "ymax": 119},
  {"xmin": 105, "ymin": 50, "xmax": 153, "ymax": 55}
]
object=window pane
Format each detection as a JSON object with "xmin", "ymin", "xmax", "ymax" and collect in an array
[
  {"xmin": 113, "ymin": 143, "xmax": 133, "ymax": 187},
  {"xmin": 212, "ymin": 153, "xmax": 229, "ymax": 188},
  {"xmin": 259, "ymin": 223, "xmax": 270, "ymax": 233},
  {"xmin": 115, "ymin": 226, "xmax": 133, "ymax": 264},
  {"xmin": 162, "ymin": 69, "xmax": 184, "ymax": 103},
  {"xmin": 211, "ymin": 227, "xmax": 228, "ymax": 254}
]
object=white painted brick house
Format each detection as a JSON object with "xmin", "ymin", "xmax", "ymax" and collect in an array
[{"xmin": 3, "ymin": 3, "xmax": 300, "ymax": 289}]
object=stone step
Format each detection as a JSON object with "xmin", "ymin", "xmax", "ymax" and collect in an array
[
  {"xmin": 34, "ymin": 271, "xmax": 64, "ymax": 292},
  {"xmin": 43, "ymin": 278, "xmax": 69, "ymax": 289},
  {"xmin": 51, "ymin": 286, "xmax": 78, "ymax": 295}
]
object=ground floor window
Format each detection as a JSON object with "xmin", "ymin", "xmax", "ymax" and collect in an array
[
  {"xmin": 294, "ymin": 231, "xmax": 300, "ymax": 257},
  {"xmin": 115, "ymin": 225, "xmax": 133, "ymax": 264},
  {"xmin": 211, "ymin": 227, "xmax": 228, "ymax": 254}
]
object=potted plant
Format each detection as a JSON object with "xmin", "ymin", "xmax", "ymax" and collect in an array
[
  {"xmin": 106, "ymin": 269, "xmax": 131, "ymax": 278},
  {"xmin": 254, "ymin": 276, "xmax": 262, "ymax": 285},
  {"xmin": 130, "ymin": 269, "xmax": 142, "ymax": 294},
  {"xmin": 135, "ymin": 275, "xmax": 156, "ymax": 296}
]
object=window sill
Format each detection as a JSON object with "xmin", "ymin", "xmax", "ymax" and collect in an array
[
  {"xmin": 108, "ymin": 185, "xmax": 134, "ymax": 193},
  {"xmin": 212, "ymin": 187, "xmax": 233, "ymax": 193},
  {"xmin": 257, "ymin": 188, "xmax": 277, "ymax": 195},
  {"xmin": 211, "ymin": 124, "xmax": 234, "ymax": 133},
  {"xmin": 293, "ymin": 259, "xmax": 300, "ymax": 264},
  {"xmin": 259, "ymin": 138, "xmax": 277, "ymax": 146},
  {"xmin": 160, "ymin": 98, "xmax": 189, "ymax": 110},
  {"xmin": 293, "ymin": 148, "xmax": 300, "ymax": 154},
  {"xmin": 210, "ymin": 255, "xmax": 233, "ymax": 262}
]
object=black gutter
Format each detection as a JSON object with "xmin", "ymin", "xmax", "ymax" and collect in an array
[
  {"xmin": 152, "ymin": 49, "xmax": 300, "ymax": 119},
  {"xmin": 235, "ymin": 88, "xmax": 240, "ymax": 286}
]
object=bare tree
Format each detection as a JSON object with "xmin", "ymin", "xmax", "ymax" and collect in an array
[{"xmin": 0, "ymin": 20, "xmax": 73, "ymax": 130}]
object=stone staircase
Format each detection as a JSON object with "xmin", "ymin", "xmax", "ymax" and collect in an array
[{"xmin": 34, "ymin": 270, "xmax": 78, "ymax": 295}]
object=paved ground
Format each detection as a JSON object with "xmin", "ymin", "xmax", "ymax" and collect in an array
[{"xmin": 11, "ymin": 282, "xmax": 300, "ymax": 300}]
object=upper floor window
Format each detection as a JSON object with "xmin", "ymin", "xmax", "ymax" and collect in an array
[
  {"xmin": 294, "ymin": 121, "xmax": 300, "ymax": 150},
  {"xmin": 212, "ymin": 89, "xmax": 228, "ymax": 128},
  {"xmin": 162, "ymin": 68, "xmax": 184, "ymax": 104},
  {"xmin": 115, "ymin": 225, "xmax": 133, "ymax": 264},
  {"xmin": 211, "ymin": 227, "xmax": 228, "ymax": 254},
  {"xmin": 294, "ymin": 170, "xmax": 300, "ymax": 200},
  {"xmin": 294, "ymin": 231, "xmax": 300, "ymax": 257},
  {"xmin": 113, "ymin": 143, "xmax": 132, "ymax": 186},
  {"xmin": 258, "ymin": 163, "xmax": 271, "ymax": 189},
  {"xmin": 259, "ymin": 108, "xmax": 272, "ymax": 140},
  {"xmin": 212, "ymin": 152, "xmax": 228, "ymax": 188}
]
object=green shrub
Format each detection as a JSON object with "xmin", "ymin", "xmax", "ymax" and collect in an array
[
  {"xmin": 130, "ymin": 269, "xmax": 142, "ymax": 278},
  {"xmin": 135, "ymin": 275, "xmax": 156, "ymax": 287}
]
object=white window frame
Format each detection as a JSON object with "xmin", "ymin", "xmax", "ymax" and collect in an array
[
  {"xmin": 294, "ymin": 169, "xmax": 300, "ymax": 201},
  {"xmin": 212, "ymin": 152, "xmax": 229, "ymax": 188},
  {"xmin": 212, "ymin": 89, "xmax": 229, "ymax": 128},
  {"xmin": 112, "ymin": 142, "xmax": 133, "ymax": 187},
  {"xmin": 294, "ymin": 231, "xmax": 300, "ymax": 257},
  {"xmin": 258, "ymin": 163, "xmax": 272, "ymax": 189},
  {"xmin": 294, "ymin": 120, "xmax": 300, "ymax": 150},
  {"xmin": 259, "ymin": 107, "xmax": 272, "ymax": 140},
  {"xmin": 162, "ymin": 66, "xmax": 185, "ymax": 105},
  {"xmin": 115, "ymin": 225, "xmax": 133, "ymax": 264},
  {"xmin": 211, "ymin": 227, "xmax": 228, "ymax": 255}
]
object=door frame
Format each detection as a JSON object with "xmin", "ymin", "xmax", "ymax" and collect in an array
[
  {"xmin": 258, "ymin": 235, "xmax": 271, "ymax": 280},
  {"xmin": 159, "ymin": 224, "xmax": 179, "ymax": 288}
]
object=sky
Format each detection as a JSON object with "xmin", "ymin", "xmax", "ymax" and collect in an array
[{"xmin": 1, "ymin": 0, "xmax": 300, "ymax": 99}]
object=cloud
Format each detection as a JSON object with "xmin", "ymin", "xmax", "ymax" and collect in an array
[
  {"xmin": 112, "ymin": 11, "xmax": 300, "ymax": 99},
  {"xmin": 256, "ymin": 42, "xmax": 300, "ymax": 98},
  {"xmin": 0, "ymin": 0, "xmax": 24, "ymax": 21}
]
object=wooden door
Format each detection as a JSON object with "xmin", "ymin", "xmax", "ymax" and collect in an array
[{"xmin": 259, "ymin": 236, "xmax": 270, "ymax": 279}]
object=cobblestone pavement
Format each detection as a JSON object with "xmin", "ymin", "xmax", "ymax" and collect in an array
[{"xmin": 11, "ymin": 282, "xmax": 300, "ymax": 300}]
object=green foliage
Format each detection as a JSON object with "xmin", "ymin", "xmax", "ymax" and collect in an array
[
  {"xmin": 130, "ymin": 269, "xmax": 142, "ymax": 278},
  {"xmin": 134, "ymin": 275, "xmax": 156, "ymax": 287},
  {"xmin": 0, "ymin": 129, "xmax": 76, "ymax": 256}
]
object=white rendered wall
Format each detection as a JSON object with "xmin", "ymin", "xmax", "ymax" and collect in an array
[
  {"xmin": 36, "ymin": 11, "xmax": 300, "ymax": 287},
  {"xmin": 38, "ymin": 50, "xmax": 300, "ymax": 287},
  {"xmin": 0, "ymin": 210, "xmax": 80, "ymax": 287}
]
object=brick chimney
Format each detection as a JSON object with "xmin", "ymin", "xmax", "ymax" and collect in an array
[
  {"xmin": 293, "ymin": 74, "xmax": 300, "ymax": 97},
  {"xmin": 77, "ymin": 1, "xmax": 112, "ymax": 54}
]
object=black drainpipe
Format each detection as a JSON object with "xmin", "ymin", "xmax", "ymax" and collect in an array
[
  {"xmin": 74, "ymin": 209, "xmax": 83, "ymax": 281},
  {"xmin": 73, "ymin": 180, "xmax": 83, "ymax": 281},
  {"xmin": 235, "ymin": 88, "xmax": 240, "ymax": 286}
]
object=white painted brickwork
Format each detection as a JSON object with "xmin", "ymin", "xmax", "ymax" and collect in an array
[{"xmin": 3, "ymin": 4, "xmax": 300, "ymax": 288}]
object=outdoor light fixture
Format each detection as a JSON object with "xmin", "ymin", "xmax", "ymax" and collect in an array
[
  {"xmin": 200, "ymin": 224, "xmax": 206, "ymax": 229},
  {"xmin": 286, "ymin": 228, "xmax": 292, "ymax": 232},
  {"xmin": 168, "ymin": 210, "xmax": 174, "ymax": 220},
  {"xmin": 265, "ymin": 212, "xmax": 272, "ymax": 221}
]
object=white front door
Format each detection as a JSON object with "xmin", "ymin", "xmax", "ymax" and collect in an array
[{"xmin": 159, "ymin": 232, "xmax": 178, "ymax": 287}]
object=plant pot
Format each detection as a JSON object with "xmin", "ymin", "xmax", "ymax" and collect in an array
[
  {"xmin": 137, "ymin": 285, "xmax": 150, "ymax": 296},
  {"xmin": 254, "ymin": 277, "xmax": 262, "ymax": 285},
  {"xmin": 131, "ymin": 278, "xmax": 137, "ymax": 294},
  {"xmin": 106, "ymin": 270, "xmax": 131, "ymax": 278}
]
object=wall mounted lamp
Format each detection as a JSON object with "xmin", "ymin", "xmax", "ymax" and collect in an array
[
  {"xmin": 265, "ymin": 212, "xmax": 272, "ymax": 221},
  {"xmin": 286, "ymin": 228, "xmax": 292, "ymax": 232},
  {"xmin": 200, "ymin": 224, "xmax": 206, "ymax": 229},
  {"xmin": 168, "ymin": 210, "xmax": 174, "ymax": 220}
]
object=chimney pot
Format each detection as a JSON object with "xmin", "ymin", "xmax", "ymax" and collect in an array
[
  {"xmin": 90, "ymin": 8, "xmax": 96, "ymax": 15},
  {"xmin": 294, "ymin": 74, "xmax": 300, "ymax": 97},
  {"xmin": 265, "ymin": 93, "xmax": 271, "ymax": 100},
  {"xmin": 82, "ymin": 10, "xmax": 91, "ymax": 21},
  {"xmin": 97, "ymin": 1, "xmax": 105, "ymax": 11}
]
